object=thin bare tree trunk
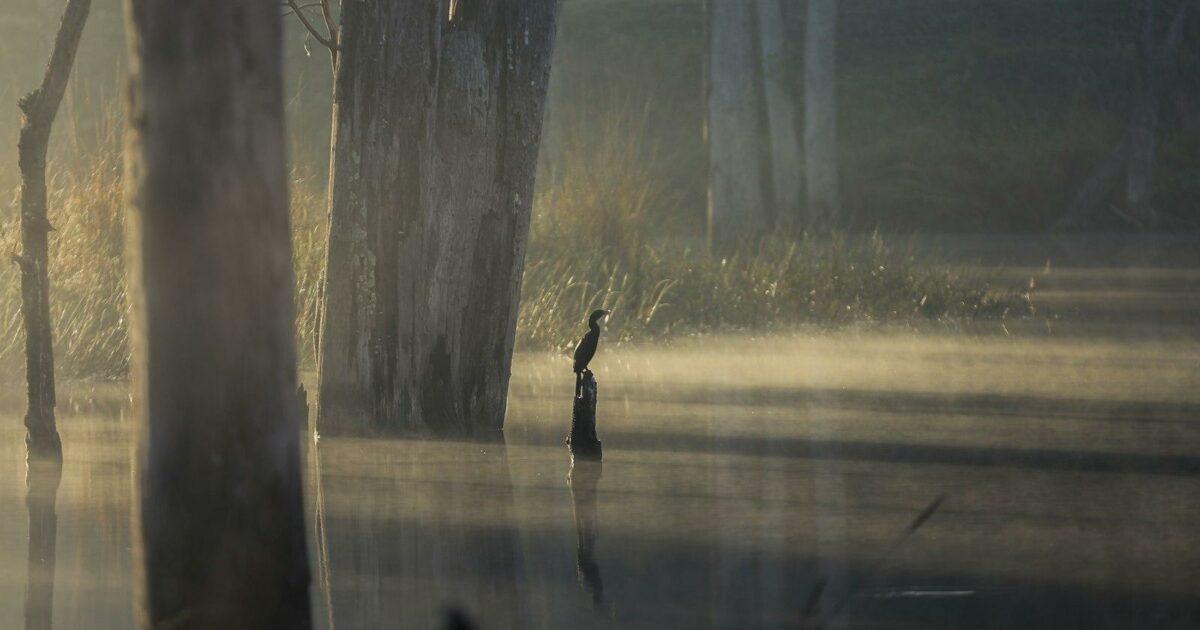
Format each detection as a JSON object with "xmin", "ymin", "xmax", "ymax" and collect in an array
[
  {"xmin": 15, "ymin": 0, "xmax": 91, "ymax": 463},
  {"xmin": 707, "ymin": 0, "xmax": 768, "ymax": 251},
  {"xmin": 317, "ymin": 0, "xmax": 560, "ymax": 437},
  {"xmin": 123, "ymin": 0, "xmax": 312, "ymax": 626},
  {"xmin": 804, "ymin": 0, "xmax": 840, "ymax": 224},
  {"xmin": 757, "ymin": 0, "xmax": 803, "ymax": 227}
]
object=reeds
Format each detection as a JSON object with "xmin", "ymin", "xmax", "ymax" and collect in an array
[{"xmin": 0, "ymin": 108, "xmax": 1027, "ymax": 381}]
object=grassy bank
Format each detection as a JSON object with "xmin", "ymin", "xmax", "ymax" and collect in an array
[{"xmin": 0, "ymin": 142, "xmax": 1028, "ymax": 381}]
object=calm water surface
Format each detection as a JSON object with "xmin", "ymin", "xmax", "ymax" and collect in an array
[{"xmin": 2, "ymin": 269, "xmax": 1199, "ymax": 629}]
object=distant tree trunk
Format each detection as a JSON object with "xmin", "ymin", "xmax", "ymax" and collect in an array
[
  {"xmin": 123, "ymin": 0, "xmax": 312, "ymax": 626},
  {"xmin": 15, "ymin": 0, "xmax": 90, "ymax": 463},
  {"xmin": 1055, "ymin": 0, "xmax": 1190, "ymax": 232},
  {"xmin": 707, "ymin": 0, "xmax": 769, "ymax": 251},
  {"xmin": 1126, "ymin": 0, "xmax": 1158, "ymax": 226},
  {"xmin": 317, "ymin": 0, "xmax": 560, "ymax": 438},
  {"xmin": 756, "ymin": 0, "xmax": 803, "ymax": 227},
  {"xmin": 804, "ymin": 0, "xmax": 840, "ymax": 224}
]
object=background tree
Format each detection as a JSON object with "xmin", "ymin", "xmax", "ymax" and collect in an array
[
  {"xmin": 317, "ymin": 0, "xmax": 560, "ymax": 437},
  {"xmin": 123, "ymin": 0, "xmax": 312, "ymax": 626},
  {"xmin": 707, "ymin": 0, "xmax": 769, "ymax": 251},
  {"xmin": 804, "ymin": 0, "xmax": 840, "ymax": 224},
  {"xmin": 14, "ymin": 0, "xmax": 90, "ymax": 463},
  {"xmin": 757, "ymin": 0, "xmax": 803, "ymax": 227}
]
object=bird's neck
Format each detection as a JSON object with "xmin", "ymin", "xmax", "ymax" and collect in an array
[{"xmin": 589, "ymin": 321, "xmax": 601, "ymax": 333}]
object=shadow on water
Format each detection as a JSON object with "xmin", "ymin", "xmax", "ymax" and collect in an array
[{"xmin": 24, "ymin": 458, "xmax": 61, "ymax": 630}]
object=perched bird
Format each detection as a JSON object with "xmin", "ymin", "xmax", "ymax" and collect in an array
[{"xmin": 573, "ymin": 309, "xmax": 610, "ymax": 397}]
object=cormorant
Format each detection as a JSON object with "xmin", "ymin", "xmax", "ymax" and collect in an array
[{"xmin": 573, "ymin": 309, "xmax": 610, "ymax": 397}]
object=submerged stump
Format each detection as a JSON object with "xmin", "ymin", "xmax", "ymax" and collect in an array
[{"xmin": 568, "ymin": 371, "xmax": 602, "ymax": 461}]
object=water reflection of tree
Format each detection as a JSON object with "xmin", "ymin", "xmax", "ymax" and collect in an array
[
  {"xmin": 321, "ymin": 439, "xmax": 528, "ymax": 629},
  {"xmin": 24, "ymin": 458, "xmax": 61, "ymax": 630},
  {"xmin": 568, "ymin": 459, "xmax": 604, "ymax": 608}
]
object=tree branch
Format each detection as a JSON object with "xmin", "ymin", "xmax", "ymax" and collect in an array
[{"xmin": 284, "ymin": 0, "xmax": 337, "ymax": 60}]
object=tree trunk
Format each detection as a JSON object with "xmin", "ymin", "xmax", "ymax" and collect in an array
[
  {"xmin": 804, "ymin": 0, "xmax": 840, "ymax": 224},
  {"xmin": 123, "ymin": 0, "xmax": 312, "ymax": 627},
  {"xmin": 757, "ymin": 0, "xmax": 803, "ymax": 227},
  {"xmin": 707, "ymin": 0, "xmax": 769, "ymax": 251},
  {"xmin": 15, "ymin": 0, "xmax": 89, "ymax": 464},
  {"xmin": 317, "ymin": 0, "xmax": 560, "ymax": 438},
  {"xmin": 1126, "ymin": 0, "xmax": 1158, "ymax": 226}
]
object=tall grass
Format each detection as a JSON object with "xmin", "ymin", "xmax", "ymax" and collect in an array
[
  {"xmin": 519, "ymin": 98, "xmax": 1028, "ymax": 353},
  {"xmin": 0, "ymin": 107, "xmax": 1026, "ymax": 381}
]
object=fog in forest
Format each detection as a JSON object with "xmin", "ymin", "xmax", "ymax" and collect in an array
[{"xmin": 0, "ymin": 0, "xmax": 1197, "ymax": 628}]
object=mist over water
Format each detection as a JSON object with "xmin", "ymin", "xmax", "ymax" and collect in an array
[{"xmin": 1, "ymin": 269, "xmax": 1197, "ymax": 628}]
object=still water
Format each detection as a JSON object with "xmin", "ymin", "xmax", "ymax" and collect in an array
[{"xmin": 1, "ymin": 269, "xmax": 1199, "ymax": 629}]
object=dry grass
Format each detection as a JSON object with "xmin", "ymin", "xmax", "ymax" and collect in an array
[{"xmin": 0, "ymin": 107, "xmax": 1027, "ymax": 381}]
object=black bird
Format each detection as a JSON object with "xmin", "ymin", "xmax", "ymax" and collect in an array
[{"xmin": 573, "ymin": 309, "xmax": 610, "ymax": 396}]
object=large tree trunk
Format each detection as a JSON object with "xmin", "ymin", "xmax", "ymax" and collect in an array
[
  {"xmin": 804, "ymin": 0, "xmax": 840, "ymax": 224},
  {"xmin": 707, "ymin": 0, "xmax": 769, "ymax": 251},
  {"xmin": 123, "ymin": 0, "xmax": 312, "ymax": 627},
  {"xmin": 15, "ymin": 0, "xmax": 90, "ymax": 464},
  {"xmin": 756, "ymin": 0, "xmax": 803, "ymax": 227},
  {"xmin": 317, "ymin": 0, "xmax": 560, "ymax": 438}
]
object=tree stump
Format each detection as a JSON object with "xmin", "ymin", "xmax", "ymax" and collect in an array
[{"xmin": 568, "ymin": 371, "xmax": 602, "ymax": 461}]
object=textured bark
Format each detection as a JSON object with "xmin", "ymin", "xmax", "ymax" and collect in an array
[
  {"xmin": 317, "ymin": 0, "xmax": 560, "ymax": 437},
  {"xmin": 707, "ymin": 0, "xmax": 769, "ymax": 251},
  {"xmin": 23, "ymin": 459, "xmax": 61, "ymax": 630},
  {"xmin": 123, "ymin": 0, "xmax": 312, "ymax": 627},
  {"xmin": 804, "ymin": 0, "xmax": 840, "ymax": 224},
  {"xmin": 15, "ymin": 0, "xmax": 89, "ymax": 464},
  {"xmin": 756, "ymin": 0, "xmax": 803, "ymax": 226},
  {"xmin": 567, "ymin": 371, "xmax": 601, "ymax": 461}
]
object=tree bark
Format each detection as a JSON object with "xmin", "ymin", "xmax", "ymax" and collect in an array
[
  {"xmin": 567, "ymin": 371, "xmax": 602, "ymax": 461},
  {"xmin": 317, "ymin": 0, "xmax": 560, "ymax": 438},
  {"xmin": 756, "ymin": 0, "xmax": 803, "ymax": 227},
  {"xmin": 15, "ymin": 0, "xmax": 90, "ymax": 464},
  {"xmin": 707, "ymin": 0, "xmax": 769, "ymax": 251},
  {"xmin": 123, "ymin": 0, "xmax": 312, "ymax": 627},
  {"xmin": 804, "ymin": 0, "xmax": 840, "ymax": 224}
]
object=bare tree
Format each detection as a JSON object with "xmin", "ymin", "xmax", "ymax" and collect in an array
[
  {"xmin": 14, "ymin": 0, "xmax": 90, "ymax": 463},
  {"xmin": 757, "ymin": 0, "xmax": 803, "ymax": 227},
  {"xmin": 804, "ymin": 0, "xmax": 840, "ymax": 224},
  {"xmin": 123, "ymin": 0, "xmax": 312, "ymax": 626},
  {"xmin": 316, "ymin": 0, "xmax": 561, "ymax": 437},
  {"xmin": 707, "ymin": 0, "xmax": 769, "ymax": 251},
  {"xmin": 1056, "ymin": 0, "xmax": 1191, "ymax": 231}
]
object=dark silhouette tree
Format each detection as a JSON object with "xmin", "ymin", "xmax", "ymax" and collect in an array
[
  {"xmin": 123, "ymin": 0, "xmax": 313, "ymax": 626},
  {"xmin": 315, "ymin": 0, "xmax": 561, "ymax": 437},
  {"xmin": 14, "ymin": 0, "xmax": 91, "ymax": 464}
]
